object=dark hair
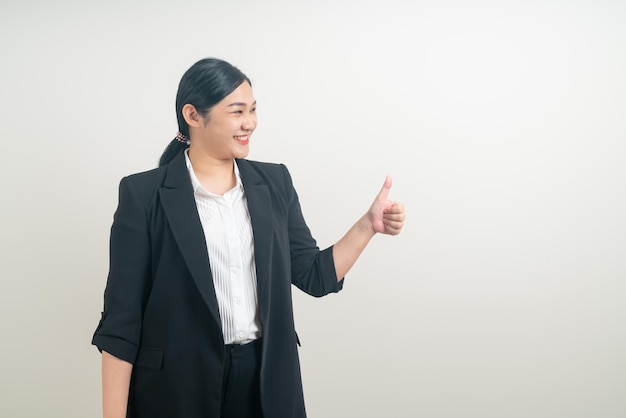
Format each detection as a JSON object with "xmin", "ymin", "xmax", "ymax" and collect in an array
[{"xmin": 158, "ymin": 58, "xmax": 251, "ymax": 166}]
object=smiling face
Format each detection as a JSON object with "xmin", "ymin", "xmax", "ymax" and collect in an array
[{"xmin": 186, "ymin": 81, "xmax": 257, "ymax": 161}]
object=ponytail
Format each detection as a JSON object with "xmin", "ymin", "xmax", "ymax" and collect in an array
[{"xmin": 159, "ymin": 138, "xmax": 189, "ymax": 167}]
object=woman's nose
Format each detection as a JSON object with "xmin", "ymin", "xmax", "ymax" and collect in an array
[{"xmin": 242, "ymin": 113, "xmax": 256, "ymax": 131}]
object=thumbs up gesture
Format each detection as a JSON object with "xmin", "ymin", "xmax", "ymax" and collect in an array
[{"xmin": 367, "ymin": 176, "xmax": 405, "ymax": 235}]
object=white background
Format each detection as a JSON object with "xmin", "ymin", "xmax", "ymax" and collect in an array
[{"xmin": 1, "ymin": 0, "xmax": 625, "ymax": 417}]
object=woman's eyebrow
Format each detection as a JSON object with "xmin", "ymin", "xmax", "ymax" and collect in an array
[{"xmin": 228, "ymin": 100, "xmax": 257, "ymax": 107}]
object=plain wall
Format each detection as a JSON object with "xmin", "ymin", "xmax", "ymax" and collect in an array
[{"xmin": 1, "ymin": 0, "xmax": 625, "ymax": 417}]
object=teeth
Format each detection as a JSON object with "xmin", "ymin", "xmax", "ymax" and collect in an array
[{"xmin": 235, "ymin": 135, "xmax": 248, "ymax": 140}]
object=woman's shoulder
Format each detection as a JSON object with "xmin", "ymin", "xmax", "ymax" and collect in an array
[
  {"xmin": 237, "ymin": 159, "xmax": 298, "ymax": 198},
  {"xmin": 237, "ymin": 158, "xmax": 289, "ymax": 181},
  {"xmin": 123, "ymin": 165, "xmax": 168, "ymax": 187},
  {"xmin": 238, "ymin": 158, "xmax": 284, "ymax": 170},
  {"xmin": 116, "ymin": 165, "xmax": 169, "ymax": 204}
]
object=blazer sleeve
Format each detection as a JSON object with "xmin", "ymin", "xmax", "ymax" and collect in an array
[
  {"xmin": 281, "ymin": 164, "xmax": 344, "ymax": 297},
  {"xmin": 91, "ymin": 176, "xmax": 152, "ymax": 364}
]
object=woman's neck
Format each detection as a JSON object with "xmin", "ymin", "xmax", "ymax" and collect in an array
[{"xmin": 188, "ymin": 147, "xmax": 236, "ymax": 195}]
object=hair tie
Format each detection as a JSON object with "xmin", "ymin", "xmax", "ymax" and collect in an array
[{"xmin": 176, "ymin": 132, "xmax": 189, "ymax": 144}]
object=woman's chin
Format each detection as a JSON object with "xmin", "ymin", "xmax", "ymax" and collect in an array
[{"xmin": 233, "ymin": 145, "xmax": 250, "ymax": 159}]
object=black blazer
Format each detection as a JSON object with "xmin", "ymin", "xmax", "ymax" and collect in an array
[{"xmin": 92, "ymin": 151, "xmax": 343, "ymax": 418}]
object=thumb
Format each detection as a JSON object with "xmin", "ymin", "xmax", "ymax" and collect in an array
[{"xmin": 376, "ymin": 176, "xmax": 392, "ymax": 200}]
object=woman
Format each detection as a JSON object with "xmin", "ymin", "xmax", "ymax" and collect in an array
[{"xmin": 92, "ymin": 58, "xmax": 405, "ymax": 418}]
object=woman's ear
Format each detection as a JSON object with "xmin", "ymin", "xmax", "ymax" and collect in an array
[{"xmin": 182, "ymin": 104, "xmax": 203, "ymax": 128}]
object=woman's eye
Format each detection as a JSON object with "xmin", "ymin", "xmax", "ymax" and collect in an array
[{"xmin": 251, "ymin": 108, "xmax": 257, "ymax": 113}]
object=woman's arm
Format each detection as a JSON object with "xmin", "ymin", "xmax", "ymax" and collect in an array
[
  {"xmin": 332, "ymin": 176, "xmax": 405, "ymax": 280},
  {"xmin": 102, "ymin": 351, "xmax": 133, "ymax": 418},
  {"xmin": 284, "ymin": 165, "xmax": 404, "ymax": 295},
  {"xmin": 94, "ymin": 176, "xmax": 152, "ymax": 417}
]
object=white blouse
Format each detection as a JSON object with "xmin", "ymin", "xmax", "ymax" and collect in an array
[{"xmin": 184, "ymin": 150, "xmax": 261, "ymax": 345}]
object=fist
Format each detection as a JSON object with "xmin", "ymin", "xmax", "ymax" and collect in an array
[{"xmin": 367, "ymin": 176, "xmax": 405, "ymax": 235}]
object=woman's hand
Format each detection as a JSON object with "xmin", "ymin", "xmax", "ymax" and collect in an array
[
  {"xmin": 332, "ymin": 176, "xmax": 406, "ymax": 280},
  {"xmin": 367, "ymin": 176, "xmax": 405, "ymax": 235}
]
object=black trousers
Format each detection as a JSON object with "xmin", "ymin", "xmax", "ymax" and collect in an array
[{"xmin": 221, "ymin": 339, "xmax": 263, "ymax": 418}]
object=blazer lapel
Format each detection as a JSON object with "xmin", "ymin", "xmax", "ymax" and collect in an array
[
  {"xmin": 236, "ymin": 159, "xmax": 272, "ymax": 320},
  {"xmin": 159, "ymin": 152, "xmax": 222, "ymax": 331}
]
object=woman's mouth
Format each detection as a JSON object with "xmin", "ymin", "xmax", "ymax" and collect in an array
[{"xmin": 234, "ymin": 135, "xmax": 249, "ymax": 145}]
